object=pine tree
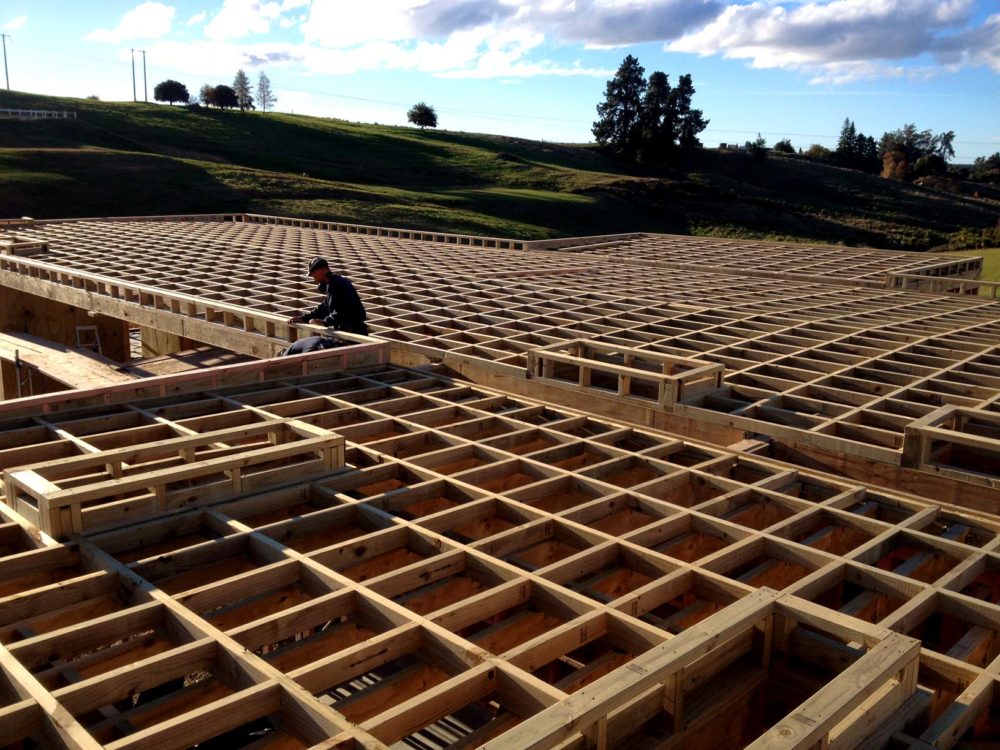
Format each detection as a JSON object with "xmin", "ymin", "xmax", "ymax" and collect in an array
[
  {"xmin": 592, "ymin": 55, "xmax": 647, "ymax": 158},
  {"xmin": 638, "ymin": 71, "xmax": 673, "ymax": 164},
  {"xmin": 256, "ymin": 72, "xmax": 276, "ymax": 114},
  {"xmin": 672, "ymin": 74, "xmax": 708, "ymax": 149},
  {"xmin": 233, "ymin": 69, "xmax": 254, "ymax": 112},
  {"xmin": 836, "ymin": 118, "xmax": 858, "ymax": 162}
]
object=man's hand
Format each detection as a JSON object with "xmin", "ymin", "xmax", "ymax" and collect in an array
[
  {"xmin": 308, "ymin": 318, "xmax": 325, "ymax": 325},
  {"xmin": 287, "ymin": 313, "xmax": 303, "ymax": 324}
]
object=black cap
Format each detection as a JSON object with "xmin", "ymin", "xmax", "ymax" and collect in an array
[{"xmin": 307, "ymin": 256, "xmax": 329, "ymax": 275}]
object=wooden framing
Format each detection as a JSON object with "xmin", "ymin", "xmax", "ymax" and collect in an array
[
  {"xmin": 527, "ymin": 338, "xmax": 724, "ymax": 408},
  {"xmin": 4, "ymin": 419, "xmax": 345, "ymax": 536},
  {"xmin": 0, "ymin": 360, "xmax": 999, "ymax": 747},
  {"xmin": 887, "ymin": 272, "xmax": 1000, "ymax": 298},
  {"xmin": 903, "ymin": 404, "xmax": 1000, "ymax": 487},
  {"xmin": 2, "ymin": 215, "xmax": 995, "ymax": 492},
  {"xmin": 0, "ymin": 214, "xmax": 999, "ymax": 747}
]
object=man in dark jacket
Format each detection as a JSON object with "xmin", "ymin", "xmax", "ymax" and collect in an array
[{"xmin": 287, "ymin": 257, "xmax": 368, "ymax": 335}]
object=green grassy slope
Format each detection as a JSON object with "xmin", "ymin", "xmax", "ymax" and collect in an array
[{"xmin": 1, "ymin": 89, "xmax": 997, "ymax": 247}]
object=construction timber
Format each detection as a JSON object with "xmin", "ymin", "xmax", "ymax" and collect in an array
[{"xmin": 0, "ymin": 214, "xmax": 998, "ymax": 749}]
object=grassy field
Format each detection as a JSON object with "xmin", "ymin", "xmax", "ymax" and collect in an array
[{"xmin": 2, "ymin": 89, "xmax": 998, "ymax": 249}]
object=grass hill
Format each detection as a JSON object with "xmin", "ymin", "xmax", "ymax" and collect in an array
[{"xmin": 1, "ymin": 89, "xmax": 997, "ymax": 250}]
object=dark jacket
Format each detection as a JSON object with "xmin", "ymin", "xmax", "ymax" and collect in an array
[{"xmin": 302, "ymin": 273, "xmax": 368, "ymax": 334}]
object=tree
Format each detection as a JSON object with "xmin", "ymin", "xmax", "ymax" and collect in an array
[
  {"xmin": 745, "ymin": 133, "xmax": 768, "ymax": 160},
  {"xmin": 213, "ymin": 84, "xmax": 238, "ymax": 110},
  {"xmin": 773, "ymin": 138, "xmax": 795, "ymax": 154},
  {"xmin": 672, "ymin": 74, "xmax": 708, "ymax": 149},
  {"xmin": 257, "ymin": 72, "xmax": 276, "ymax": 114},
  {"xmin": 805, "ymin": 143, "xmax": 833, "ymax": 159},
  {"xmin": 407, "ymin": 102, "xmax": 438, "ymax": 129},
  {"xmin": 637, "ymin": 71, "xmax": 673, "ymax": 164},
  {"xmin": 233, "ymin": 69, "xmax": 254, "ymax": 112},
  {"xmin": 971, "ymin": 152, "xmax": 1000, "ymax": 183},
  {"xmin": 834, "ymin": 117, "xmax": 880, "ymax": 172},
  {"xmin": 153, "ymin": 79, "xmax": 190, "ymax": 106},
  {"xmin": 836, "ymin": 118, "xmax": 858, "ymax": 161},
  {"xmin": 593, "ymin": 55, "xmax": 646, "ymax": 158},
  {"xmin": 594, "ymin": 58, "xmax": 708, "ymax": 162},
  {"xmin": 935, "ymin": 130, "xmax": 955, "ymax": 160},
  {"xmin": 199, "ymin": 84, "xmax": 217, "ymax": 107},
  {"xmin": 913, "ymin": 154, "xmax": 947, "ymax": 178},
  {"xmin": 858, "ymin": 134, "xmax": 879, "ymax": 171},
  {"xmin": 879, "ymin": 123, "xmax": 956, "ymax": 180}
]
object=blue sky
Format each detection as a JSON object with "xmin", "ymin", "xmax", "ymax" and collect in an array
[{"xmin": 2, "ymin": 0, "xmax": 998, "ymax": 161}]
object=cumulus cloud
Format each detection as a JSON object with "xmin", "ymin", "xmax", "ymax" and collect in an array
[
  {"xmin": 86, "ymin": 2, "xmax": 175, "ymax": 43},
  {"xmin": 301, "ymin": 1, "xmax": 422, "ymax": 47},
  {"xmin": 86, "ymin": 0, "xmax": 999, "ymax": 86},
  {"xmin": 3, "ymin": 15, "xmax": 27, "ymax": 31},
  {"xmin": 296, "ymin": 0, "xmax": 718, "ymax": 78},
  {"xmin": 935, "ymin": 12, "xmax": 1000, "ymax": 73},
  {"xmin": 204, "ymin": 0, "xmax": 284, "ymax": 41},
  {"xmin": 526, "ymin": 0, "xmax": 724, "ymax": 47},
  {"xmin": 302, "ymin": 0, "xmax": 722, "ymax": 48},
  {"xmin": 187, "ymin": 11, "xmax": 207, "ymax": 25},
  {"xmin": 668, "ymin": 0, "xmax": 994, "ymax": 82}
]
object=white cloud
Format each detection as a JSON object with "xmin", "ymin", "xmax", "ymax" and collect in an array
[
  {"xmin": 3, "ymin": 15, "xmax": 27, "ymax": 31},
  {"xmin": 297, "ymin": 18, "xmax": 611, "ymax": 79},
  {"xmin": 86, "ymin": 2, "xmax": 175, "ymax": 43},
  {"xmin": 301, "ymin": 0, "xmax": 722, "ymax": 48},
  {"xmin": 81, "ymin": 0, "xmax": 1000, "ymax": 90},
  {"xmin": 204, "ymin": 0, "xmax": 284, "ymax": 41},
  {"xmin": 187, "ymin": 11, "xmax": 207, "ymax": 26},
  {"xmin": 301, "ymin": 1, "xmax": 424, "ymax": 47},
  {"xmin": 935, "ymin": 12, "xmax": 1000, "ymax": 73},
  {"xmin": 668, "ymin": 0, "xmax": 993, "ymax": 82},
  {"xmin": 143, "ymin": 39, "xmax": 302, "ymax": 76}
]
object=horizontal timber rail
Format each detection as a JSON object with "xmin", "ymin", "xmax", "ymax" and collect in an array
[
  {"xmin": 36, "ymin": 213, "xmax": 538, "ymax": 250},
  {"xmin": 527, "ymin": 338, "xmax": 725, "ymax": 408},
  {"xmin": 886, "ymin": 272, "xmax": 1000, "ymax": 298},
  {"xmin": 0, "ymin": 254, "xmax": 386, "ymax": 358},
  {"xmin": 0, "ymin": 237, "xmax": 47, "ymax": 257},
  {"xmin": 4, "ymin": 419, "xmax": 345, "ymax": 536},
  {"xmin": 0, "ymin": 341, "xmax": 387, "ymax": 420},
  {"xmin": 903, "ymin": 403, "xmax": 1000, "ymax": 488}
]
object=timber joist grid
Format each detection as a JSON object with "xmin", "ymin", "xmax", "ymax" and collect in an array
[
  {"xmin": 2, "ymin": 363, "xmax": 1000, "ymax": 748},
  {"xmin": 1, "ymin": 217, "xmax": 998, "ymax": 490}
]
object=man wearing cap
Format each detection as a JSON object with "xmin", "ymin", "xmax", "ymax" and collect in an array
[{"xmin": 287, "ymin": 257, "xmax": 368, "ymax": 335}]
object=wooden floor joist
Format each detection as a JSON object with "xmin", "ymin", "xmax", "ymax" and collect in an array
[
  {"xmin": 0, "ymin": 214, "xmax": 999, "ymax": 748},
  {"xmin": 0, "ymin": 360, "xmax": 995, "ymax": 748},
  {"xmin": 2, "ymin": 215, "xmax": 996, "ymax": 492}
]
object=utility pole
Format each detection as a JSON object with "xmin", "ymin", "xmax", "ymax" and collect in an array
[
  {"xmin": 140, "ymin": 49, "xmax": 147, "ymax": 102},
  {"xmin": 1, "ymin": 34, "xmax": 10, "ymax": 90},
  {"xmin": 130, "ymin": 48, "xmax": 136, "ymax": 102}
]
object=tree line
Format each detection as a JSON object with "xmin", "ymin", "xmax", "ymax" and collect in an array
[
  {"xmin": 830, "ymin": 118, "xmax": 955, "ymax": 180},
  {"xmin": 721, "ymin": 117, "xmax": 981, "ymax": 184},
  {"xmin": 152, "ymin": 69, "xmax": 276, "ymax": 113}
]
